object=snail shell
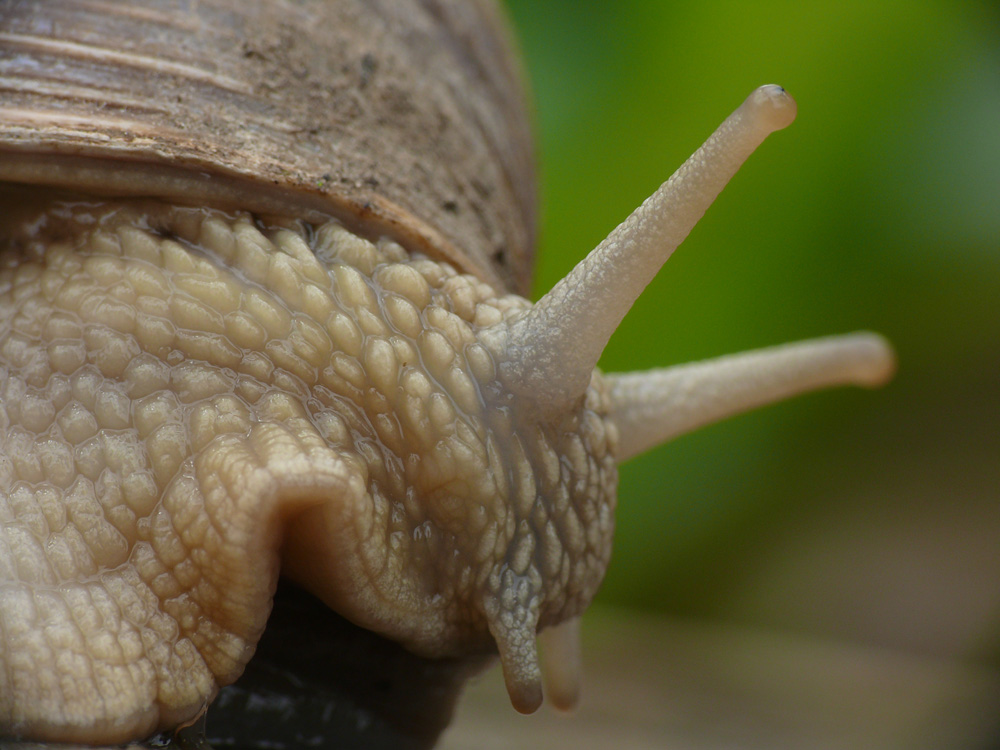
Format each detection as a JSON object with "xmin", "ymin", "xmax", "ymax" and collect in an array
[
  {"xmin": 0, "ymin": 1, "xmax": 896, "ymax": 747},
  {"xmin": 0, "ymin": 0, "xmax": 535, "ymax": 293}
]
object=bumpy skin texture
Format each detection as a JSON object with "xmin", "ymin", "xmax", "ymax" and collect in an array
[{"xmin": 0, "ymin": 198, "xmax": 616, "ymax": 743}]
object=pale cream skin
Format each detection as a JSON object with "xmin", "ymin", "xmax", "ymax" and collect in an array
[{"xmin": 0, "ymin": 86, "xmax": 894, "ymax": 744}]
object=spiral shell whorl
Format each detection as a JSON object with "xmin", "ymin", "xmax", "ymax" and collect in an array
[{"xmin": 0, "ymin": 0, "xmax": 536, "ymax": 293}]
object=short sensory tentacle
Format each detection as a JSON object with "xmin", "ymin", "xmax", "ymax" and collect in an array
[
  {"xmin": 538, "ymin": 616, "xmax": 582, "ymax": 711},
  {"xmin": 484, "ymin": 574, "xmax": 544, "ymax": 714}
]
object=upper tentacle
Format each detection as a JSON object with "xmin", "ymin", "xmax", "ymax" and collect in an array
[
  {"xmin": 606, "ymin": 332, "xmax": 896, "ymax": 462},
  {"xmin": 483, "ymin": 85, "xmax": 798, "ymax": 410}
]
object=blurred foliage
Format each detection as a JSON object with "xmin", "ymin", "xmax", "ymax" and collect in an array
[{"xmin": 504, "ymin": 0, "xmax": 1000, "ymax": 656}]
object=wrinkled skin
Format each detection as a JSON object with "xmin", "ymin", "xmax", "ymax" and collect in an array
[
  {"xmin": 0, "ymin": 197, "xmax": 616, "ymax": 744},
  {"xmin": 0, "ymin": 85, "xmax": 897, "ymax": 748}
]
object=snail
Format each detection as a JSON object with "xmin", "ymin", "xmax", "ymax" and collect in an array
[{"xmin": 0, "ymin": 0, "xmax": 896, "ymax": 747}]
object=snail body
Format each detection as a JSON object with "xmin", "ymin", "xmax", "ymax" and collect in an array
[
  {"xmin": 0, "ymin": 1, "xmax": 894, "ymax": 747},
  {"xmin": 0, "ymin": 195, "xmax": 613, "ymax": 743}
]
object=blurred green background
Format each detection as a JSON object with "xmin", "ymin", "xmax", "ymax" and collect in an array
[{"xmin": 502, "ymin": 0, "xmax": 1000, "ymax": 663}]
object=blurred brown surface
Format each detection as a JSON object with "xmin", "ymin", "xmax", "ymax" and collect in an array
[{"xmin": 442, "ymin": 606, "xmax": 1000, "ymax": 750}]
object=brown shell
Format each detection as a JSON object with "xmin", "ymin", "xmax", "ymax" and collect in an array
[{"xmin": 0, "ymin": 0, "xmax": 537, "ymax": 295}]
